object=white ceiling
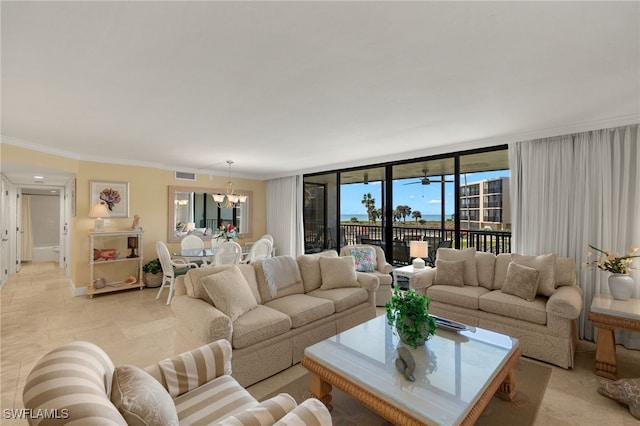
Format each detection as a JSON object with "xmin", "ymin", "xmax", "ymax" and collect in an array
[{"xmin": 2, "ymin": 1, "xmax": 639, "ymax": 184}]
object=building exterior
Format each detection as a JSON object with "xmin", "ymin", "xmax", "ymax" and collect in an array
[{"xmin": 460, "ymin": 177, "xmax": 511, "ymax": 231}]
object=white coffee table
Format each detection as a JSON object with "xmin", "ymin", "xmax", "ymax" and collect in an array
[
  {"xmin": 393, "ymin": 264, "xmax": 431, "ymax": 288},
  {"xmin": 588, "ymin": 294, "xmax": 640, "ymax": 379},
  {"xmin": 302, "ymin": 315, "xmax": 521, "ymax": 426}
]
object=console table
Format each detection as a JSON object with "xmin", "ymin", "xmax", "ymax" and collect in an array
[{"xmin": 588, "ymin": 294, "xmax": 640, "ymax": 379}]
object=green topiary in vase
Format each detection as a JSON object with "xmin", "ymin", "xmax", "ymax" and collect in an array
[{"xmin": 385, "ymin": 288, "xmax": 437, "ymax": 349}]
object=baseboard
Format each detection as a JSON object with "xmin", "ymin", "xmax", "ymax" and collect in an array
[{"xmin": 71, "ymin": 280, "xmax": 87, "ymax": 297}]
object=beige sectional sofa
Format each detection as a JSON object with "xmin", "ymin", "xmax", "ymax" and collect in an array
[
  {"xmin": 23, "ymin": 339, "xmax": 331, "ymax": 426},
  {"xmin": 172, "ymin": 251, "xmax": 378, "ymax": 387},
  {"xmin": 410, "ymin": 248, "xmax": 583, "ymax": 369}
]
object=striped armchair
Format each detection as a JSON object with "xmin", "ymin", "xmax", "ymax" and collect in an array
[{"xmin": 23, "ymin": 340, "xmax": 331, "ymax": 425}]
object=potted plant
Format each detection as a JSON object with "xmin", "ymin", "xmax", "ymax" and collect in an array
[
  {"xmin": 385, "ymin": 288, "xmax": 437, "ymax": 349},
  {"xmin": 142, "ymin": 258, "xmax": 163, "ymax": 288}
]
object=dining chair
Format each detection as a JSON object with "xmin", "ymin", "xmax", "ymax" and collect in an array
[
  {"xmin": 155, "ymin": 241, "xmax": 199, "ymax": 305},
  {"xmin": 260, "ymin": 234, "xmax": 274, "ymax": 244},
  {"xmin": 243, "ymin": 238, "xmax": 273, "ymax": 264},
  {"xmin": 212, "ymin": 241, "xmax": 243, "ymax": 266},
  {"xmin": 181, "ymin": 234, "xmax": 207, "ymax": 266}
]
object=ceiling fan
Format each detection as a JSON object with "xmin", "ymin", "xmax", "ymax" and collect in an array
[{"xmin": 403, "ymin": 169, "xmax": 454, "ymax": 186}]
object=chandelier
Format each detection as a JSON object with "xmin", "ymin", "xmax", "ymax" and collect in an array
[{"xmin": 212, "ymin": 160, "xmax": 248, "ymax": 208}]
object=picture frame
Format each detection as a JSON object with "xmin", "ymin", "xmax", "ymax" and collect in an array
[{"xmin": 90, "ymin": 180, "xmax": 130, "ymax": 218}]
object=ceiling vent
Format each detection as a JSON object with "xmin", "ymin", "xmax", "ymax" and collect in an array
[{"xmin": 175, "ymin": 171, "xmax": 196, "ymax": 181}]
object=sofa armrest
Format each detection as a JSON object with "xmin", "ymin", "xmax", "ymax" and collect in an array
[
  {"xmin": 547, "ymin": 285, "xmax": 583, "ymax": 319},
  {"xmin": 274, "ymin": 398, "xmax": 332, "ymax": 426},
  {"xmin": 356, "ymin": 271, "xmax": 380, "ymax": 293},
  {"xmin": 378, "ymin": 262, "xmax": 393, "ymax": 275},
  {"xmin": 409, "ymin": 268, "xmax": 436, "ymax": 294},
  {"xmin": 171, "ymin": 294, "xmax": 232, "ymax": 343},
  {"xmin": 145, "ymin": 339, "xmax": 233, "ymax": 398},
  {"xmin": 218, "ymin": 393, "xmax": 298, "ymax": 425}
]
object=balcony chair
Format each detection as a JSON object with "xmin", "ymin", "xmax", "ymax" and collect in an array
[{"xmin": 156, "ymin": 241, "xmax": 199, "ymax": 305}]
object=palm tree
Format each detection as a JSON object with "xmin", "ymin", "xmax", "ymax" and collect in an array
[
  {"xmin": 412, "ymin": 210, "xmax": 422, "ymax": 222},
  {"xmin": 396, "ymin": 205, "xmax": 412, "ymax": 223},
  {"xmin": 361, "ymin": 193, "xmax": 376, "ymax": 224}
]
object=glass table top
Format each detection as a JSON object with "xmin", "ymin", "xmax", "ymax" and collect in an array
[{"xmin": 304, "ymin": 315, "xmax": 519, "ymax": 426}]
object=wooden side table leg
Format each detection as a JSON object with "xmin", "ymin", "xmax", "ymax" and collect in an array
[
  {"xmin": 309, "ymin": 373, "xmax": 333, "ymax": 411},
  {"xmin": 594, "ymin": 327, "xmax": 617, "ymax": 379},
  {"xmin": 495, "ymin": 368, "xmax": 516, "ymax": 402}
]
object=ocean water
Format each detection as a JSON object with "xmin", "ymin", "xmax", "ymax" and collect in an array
[{"xmin": 341, "ymin": 214, "xmax": 447, "ymax": 222}]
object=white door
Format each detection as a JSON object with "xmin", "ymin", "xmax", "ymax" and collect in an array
[
  {"xmin": 15, "ymin": 188, "xmax": 22, "ymax": 272},
  {"xmin": 63, "ymin": 179, "xmax": 74, "ymax": 274}
]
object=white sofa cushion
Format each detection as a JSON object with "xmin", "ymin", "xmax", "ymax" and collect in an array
[
  {"xmin": 265, "ymin": 294, "xmax": 335, "ymax": 328},
  {"xmin": 202, "ymin": 266, "xmax": 258, "ymax": 322},
  {"xmin": 475, "ymin": 251, "xmax": 497, "ymax": 289},
  {"xmin": 232, "ymin": 305, "xmax": 292, "ymax": 349},
  {"xmin": 255, "ymin": 256, "xmax": 304, "ymax": 302},
  {"xmin": 111, "ymin": 365, "xmax": 179, "ymax": 426},
  {"xmin": 511, "ymin": 253, "xmax": 558, "ymax": 297},
  {"xmin": 217, "ymin": 393, "xmax": 297, "ymax": 426},
  {"xmin": 479, "ymin": 290, "xmax": 547, "ymax": 325},
  {"xmin": 426, "ymin": 285, "xmax": 490, "ymax": 310},
  {"xmin": 437, "ymin": 248, "xmax": 479, "ymax": 286},
  {"xmin": 501, "ymin": 262, "xmax": 540, "ymax": 302},
  {"xmin": 297, "ymin": 250, "xmax": 339, "ymax": 293},
  {"xmin": 319, "ymin": 256, "xmax": 359, "ymax": 289},
  {"xmin": 308, "ymin": 287, "xmax": 369, "ymax": 313},
  {"xmin": 434, "ymin": 259, "xmax": 465, "ymax": 286},
  {"xmin": 185, "ymin": 264, "xmax": 261, "ymax": 305}
]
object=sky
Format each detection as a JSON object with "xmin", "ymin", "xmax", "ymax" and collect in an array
[{"xmin": 340, "ymin": 170, "xmax": 510, "ymax": 217}]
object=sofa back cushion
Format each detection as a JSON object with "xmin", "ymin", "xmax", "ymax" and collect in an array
[
  {"xmin": 157, "ymin": 340, "xmax": 232, "ymax": 398},
  {"xmin": 493, "ymin": 253, "xmax": 512, "ymax": 290},
  {"xmin": 185, "ymin": 264, "xmax": 261, "ymax": 305},
  {"xmin": 475, "ymin": 251, "xmax": 497, "ymax": 289},
  {"xmin": 254, "ymin": 256, "xmax": 304, "ymax": 303},
  {"xmin": 23, "ymin": 341, "xmax": 127, "ymax": 425},
  {"xmin": 555, "ymin": 257, "xmax": 577, "ymax": 287},
  {"xmin": 437, "ymin": 248, "xmax": 479, "ymax": 286},
  {"xmin": 297, "ymin": 250, "xmax": 339, "ymax": 292},
  {"xmin": 510, "ymin": 253, "xmax": 557, "ymax": 297}
]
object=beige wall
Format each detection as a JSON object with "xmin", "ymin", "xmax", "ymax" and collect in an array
[{"xmin": 2, "ymin": 145, "xmax": 266, "ymax": 290}]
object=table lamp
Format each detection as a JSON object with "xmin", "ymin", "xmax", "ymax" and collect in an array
[
  {"xmin": 409, "ymin": 241, "xmax": 429, "ymax": 269},
  {"xmin": 89, "ymin": 202, "xmax": 111, "ymax": 232}
]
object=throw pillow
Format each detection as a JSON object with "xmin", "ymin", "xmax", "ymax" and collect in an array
[
  {"xmin": 511, "ymin": 253, "xmax": 557, "ymax": 297},
  {"xmin": 350, "ymin": 248, "xmax": 375, "ymax": 272},
  {"xmin": 111, "ymin": 365, "xmax": 178, "ymax": 426},
  {"xmin": 434, "ymin": 259, "xmax": 465, "ymax": 287},
  {"xmin": 201, "ymin": 266, "xmax": 258, "ymax": 322},
  {"xmin": 436, "ymin": 248, "xmax": 479, "ymax": 286},
  {"xmin": 319, "ymin": 256, "xmax": 360, "ymax": 290},
  {"xmin": 297, "ymin": 250, "xmax": 339, "ymax": 293},
  {"xmin": 502, "ymin": 262, "xmax": 540, "ymax": 302}
]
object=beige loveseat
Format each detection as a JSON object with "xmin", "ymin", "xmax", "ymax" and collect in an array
[
  {"xmin": 172, "ymin": 251, "xmax": 378, "ymax": 387},
  {"xmin": 410, "ymin": 248, "xmax": 583, "ymax": 369},
  {"xmin": 23, "ymin": 339, "xmax": 331, "ymax": 425},
  {"xmin": 339, "ymin": 244, "xmax": 393, "ymax": 306}
]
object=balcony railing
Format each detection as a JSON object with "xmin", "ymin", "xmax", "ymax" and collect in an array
[{"xmin": 304, "ymin": 222, "xmax": 511, "ymax": 264}]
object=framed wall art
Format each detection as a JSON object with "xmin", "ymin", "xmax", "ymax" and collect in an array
[{"xmin": 90, "ymin": 180, "xmax": 129, "ymax": 218}]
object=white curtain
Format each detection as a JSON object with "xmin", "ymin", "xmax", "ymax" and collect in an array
[
  {"xmin": 509, "ymin": 125, "xmax": 640, "ymax": 348},
  {"xmin": 265, "ymin": 175, "xmax": 305, "ymax": 257},
  {"xmin": 21, "ymin": 194, "xmax": 33, "ymax": 261}
]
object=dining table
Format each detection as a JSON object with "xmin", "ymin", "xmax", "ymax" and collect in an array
[{"xmin": 172, "ymin": 246, "xmax": 252, "ymax": 265}]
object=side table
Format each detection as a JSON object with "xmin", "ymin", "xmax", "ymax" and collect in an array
[
  {"xmin": 392, "ymin": 264, "xmax": 431, "ymax": 289},
  {"xmin": 588, "ymin": 294, "xmax": 640, "ymax": 379}
]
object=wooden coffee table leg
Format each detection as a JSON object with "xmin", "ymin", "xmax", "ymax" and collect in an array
[
  {"xmin": 594, "ymin": 326, "xmax": 618, "ymax": 379},
  {"xmin": 495, "ymin": 368, "xmax": 516, "ymax": 401},
  {"xmin": 309, "ymin": 373, "xmax": 333, "ymax": 411}
]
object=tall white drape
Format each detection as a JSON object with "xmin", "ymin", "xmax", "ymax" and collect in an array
[
  {"xmin": 21, "ymin": 194, "xmax": 33, "ymax": 262},
  {"xmin": 509, "ymin": 125, "xmax": 640, "ymax": 348},
  {"xmin": 265, "ymin": 175, "xmax": 305, "ymax": 257}
]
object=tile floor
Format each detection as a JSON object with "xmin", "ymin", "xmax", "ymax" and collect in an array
[{"xmin": 1, "ymin": 261, "xmax": 639, "ymax": 425}]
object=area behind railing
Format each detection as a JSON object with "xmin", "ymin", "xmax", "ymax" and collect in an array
[{"xmin": 305, "ymin": 223, "xmax": 512, "ymax": 265}]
